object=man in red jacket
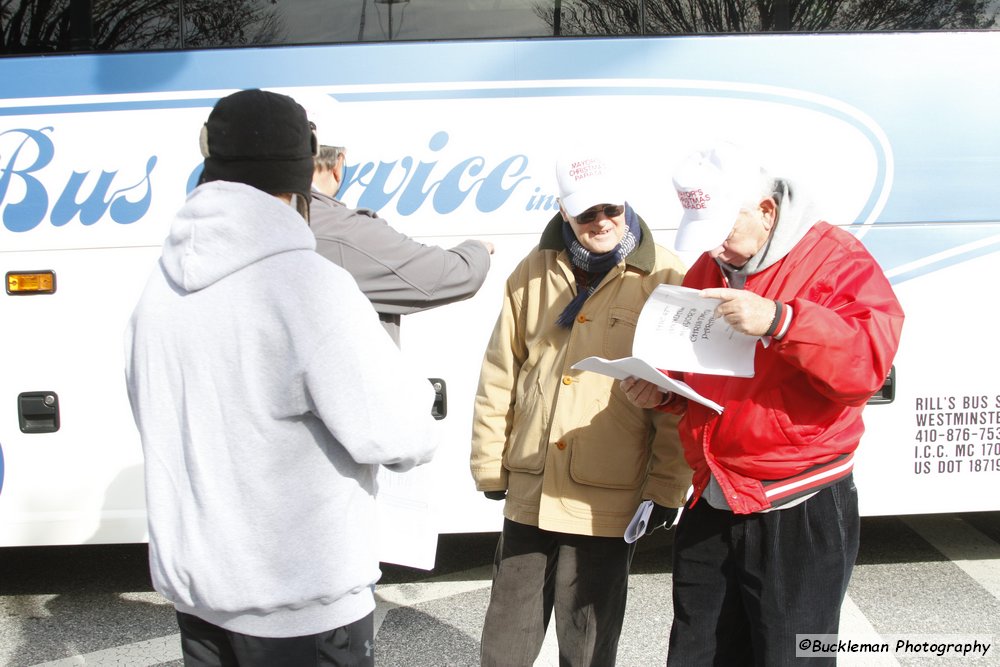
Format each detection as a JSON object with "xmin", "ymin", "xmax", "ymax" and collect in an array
[{"xmin": 623, "ymin": 142, "xmax": 904, "ymax": 666}]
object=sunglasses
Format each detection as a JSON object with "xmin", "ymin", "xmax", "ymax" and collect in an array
[{"xmin": 575, "ymin": 204, "xmax": 624, "ymax": 224}]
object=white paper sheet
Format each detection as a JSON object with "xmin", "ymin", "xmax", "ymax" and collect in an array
[
  {"xmin": 631, "ymin": 284, "xmax": 759, "ymax": 378},
  {"xmin": 375, "ymin": 466, "xmax": 438, "ymax": 570},
  {"xmin": 572, "ymin": 356, "xmax": 724, "ymax": 413},
  {"xmin": 624, "ymin": 499, "xmax": 655, "ymax": 543}
]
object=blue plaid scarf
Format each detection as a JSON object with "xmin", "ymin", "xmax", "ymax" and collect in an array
[{"xmin": 556, "ymin": 203, "xmax": 641, "ymax": 328}]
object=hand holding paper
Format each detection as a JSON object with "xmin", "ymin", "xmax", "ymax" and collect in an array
[
  {"xmin": 631, "ymin": 284, "xmax": 759, "ymax": 377},
  {"xmin": 701, "ymin": 287, "xmax": 780, "ymax": 337},
  {"xmin": 572, "ymin": 356, "xmax": 724, "ymax": 413},
  {"xmin": 572, "ymin": 284, "xmax": 760, "ymax": 414},
  {"xmin": 624, "ymin": 500, "xmax": 678, "ymax": 543},
  {"xmin": 624, "ymin": 500, "xmax": 654, "ymax": 543}
]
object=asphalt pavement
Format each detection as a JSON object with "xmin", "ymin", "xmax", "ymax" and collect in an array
[{"xmin": 2, "ymin": 513, "xmax": 1000, "ymax": 666}]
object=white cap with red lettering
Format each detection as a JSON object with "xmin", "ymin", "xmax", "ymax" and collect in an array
[
  {"xmin": 555, "ymin": 155, "xmax": 626, "ymax": 217},
  {"xmin": 672, "ymin": 143, "xmax": 764, "ymax": 252}
]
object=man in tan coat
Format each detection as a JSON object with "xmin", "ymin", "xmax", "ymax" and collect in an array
[{"xmin": 471, "ymin": 155, "xmax": 692, "ymax": 667}]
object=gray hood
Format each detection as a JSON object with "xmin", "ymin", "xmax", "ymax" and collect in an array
[
  {"xmin": 161, "ymin": 181, "xmax": 316, "ymax": 292},
  {"xmin": 719, "ymin": 178, "xmax": 820, "ymax": 282}
]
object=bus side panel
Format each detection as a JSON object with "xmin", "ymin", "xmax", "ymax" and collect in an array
[
  {"xmin": 2, "ymin": 33, "xmax": 999, "ymax": 546},
  {"xmin": 0, "ymin": 247, "xmax": 159, "ymax": 545},
  {"xmin": 853, "ymin": 223, "xmax": 1000, "ymax": 516}
]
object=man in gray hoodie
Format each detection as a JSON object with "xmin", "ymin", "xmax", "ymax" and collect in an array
[{"xmin": 124, "ymin": 89, "xmax": 439, "ymax": 666}]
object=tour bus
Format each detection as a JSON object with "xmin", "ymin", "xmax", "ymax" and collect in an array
[{"xmin": 2, "ymin": 1, "xmax": 999, "ymax": 561}]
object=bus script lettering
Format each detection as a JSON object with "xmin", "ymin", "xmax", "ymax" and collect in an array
[
  {"xmin": 338, "ymin": 131, "xmax": 530, "ymax": 215},
  {"xmin": 0, "ymin": 127, "xmax": 155, "ymax": 232},
  {"xmin": 2, "ymin": 126, "xmax": 530, "ymax": 232}
]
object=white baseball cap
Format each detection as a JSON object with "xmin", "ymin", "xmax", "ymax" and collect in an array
[
  {"xmin": 555, "ymin": 156, "xmax": 626, "ymax": 217},
  {"xmin": 672, "ymin": 143, "xmax": 768, "ymax": 252}
]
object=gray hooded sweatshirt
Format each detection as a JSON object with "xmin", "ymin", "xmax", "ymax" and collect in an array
[{"xmin": 125, "ymin": 181, "xmax": 438, "ymax": 638}]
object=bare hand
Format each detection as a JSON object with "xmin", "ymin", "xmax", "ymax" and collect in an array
[
  {"xmin": 621, "ymin": 377, "xmax": 667, "ymax": 409},
  {"xmin": 479, "ymin": 240, "xmax": 495, "ymax": 254},
  {"xmin": 701, "ymin": 288, "xmax": 775, "ymax": 336}
]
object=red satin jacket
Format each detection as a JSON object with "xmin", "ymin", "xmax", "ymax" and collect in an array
[{"xmin": 673, "ymin": 222, "xmax": 904, "ymax": 514}]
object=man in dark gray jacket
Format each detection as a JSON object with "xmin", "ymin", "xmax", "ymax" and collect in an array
[{"xmin": 310, "ymin": 146, "xmax": 493, "ymax": 344}]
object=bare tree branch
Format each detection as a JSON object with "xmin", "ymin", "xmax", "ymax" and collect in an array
[
  {"xmin": 4, "ymin": 0, "xmax": 997, "ymax": 55},
  {"xmin": 532, "ymin": 0, "xmax": 999, "ymax": 35},
  {"xmin": 1, "ymin": 0, "xmax": 285, "ymax": 53}
]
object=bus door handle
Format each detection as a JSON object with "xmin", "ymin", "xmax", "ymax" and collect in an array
[
  {"xmin": 867, "ymin": 366, "xmax": 895, "ymax": 405},
  {"xmin": 429, "ymin": 378, "xmax": 447, "ymax": 420},
  {"xmin": 18, "ymin": 391, "xmax": 61, "ymax": 433}
]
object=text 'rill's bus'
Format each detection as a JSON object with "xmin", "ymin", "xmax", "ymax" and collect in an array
[{"xmin": 2, "ymin": 1, "xmax": 1000, "ymax": 565}]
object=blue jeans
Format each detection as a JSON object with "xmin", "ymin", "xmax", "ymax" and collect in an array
[{"xmin": 668, "ymin": 475, "xmax": 859, "ymax": 666}]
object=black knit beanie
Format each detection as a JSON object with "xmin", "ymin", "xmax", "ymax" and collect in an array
[{"xmin": 198, "ymin": 89, "xmax": 317, "ymax": 217}]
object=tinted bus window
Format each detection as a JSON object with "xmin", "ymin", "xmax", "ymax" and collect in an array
[
  {"xmin": 642, "ymin": 0, "xmax": 998, "ymax": 34},
  {"xmin": 181, "ymin": 0, "xmax": 286, "ymax": 47},
  {"xmin": 535, "ymin": 1, "xmax": 642, "ymax": 36},
  {"xmin": 182, "ymin": 0, "xmax": 575, "ymax": 46},
  {"xmin": 2, "ymin": 0, "xmax": 997, "ymax": 55},
  {"xmin": 349, "ymin": 0, "xmax": 561, "ymax": 41},
  {"xmin": 1, "ymin": 0, "xmax": 180, "ymax": 53}
]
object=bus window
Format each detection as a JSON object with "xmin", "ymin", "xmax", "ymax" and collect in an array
[
  {"xmin": 2, "ymin": 1, "xmax": 997, "ymax": 56},
  {"xmin": 0, "ymin": 0, "xmax": 181, "ymax": 53},
  {"xmin": 181, "ymin": 1, "xmax": 287, "ymax": 47},
  {"xmin": 181, "ymin": 0, "xmax": 616, "ymax": 46},
  {"xmin": 537, "ymin": 1, "xmax": 642, "ymax": 37},
  {"xmin": 642, "ymin": 0, "xmax": 998, "ymax": 34}
]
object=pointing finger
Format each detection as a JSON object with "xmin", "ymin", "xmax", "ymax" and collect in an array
[{"xmin": 700, "ymin": 287, "xmax": 741, "ymax": 302}]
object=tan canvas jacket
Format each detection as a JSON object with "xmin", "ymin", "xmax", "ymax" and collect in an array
[{"xmin": 471, "ymin": 214, "xmax": 692, "ymax": 537}]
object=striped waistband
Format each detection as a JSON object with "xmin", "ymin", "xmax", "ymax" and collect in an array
[{"xmin": 761, "ymin": 452, "xmax": 855, "ymax": 508}]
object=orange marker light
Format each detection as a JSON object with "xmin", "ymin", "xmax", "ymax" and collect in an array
[{"xmin": 6, "ymin": 271, "xmax": 56, "ymax": 295}]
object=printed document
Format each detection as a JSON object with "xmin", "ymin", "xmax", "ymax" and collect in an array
[
  {"xmin": 572, "ymin": 284, "xmax": 760, "ymax": 414},
  {"xmin": 572, "ymin": 356, "xmax": 724, "ymax": 412},
  {"xmin": 632, "ymin": 284, "xmax": 758, "ymax": 377},
  {"xmin": 376, "ymin": 465, "xmax": 437, "ymax": 570}
]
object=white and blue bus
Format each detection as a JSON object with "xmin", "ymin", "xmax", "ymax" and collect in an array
[{"xmin": 2, "ymin": 1, "xmax": 999, "ymax": 552}]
